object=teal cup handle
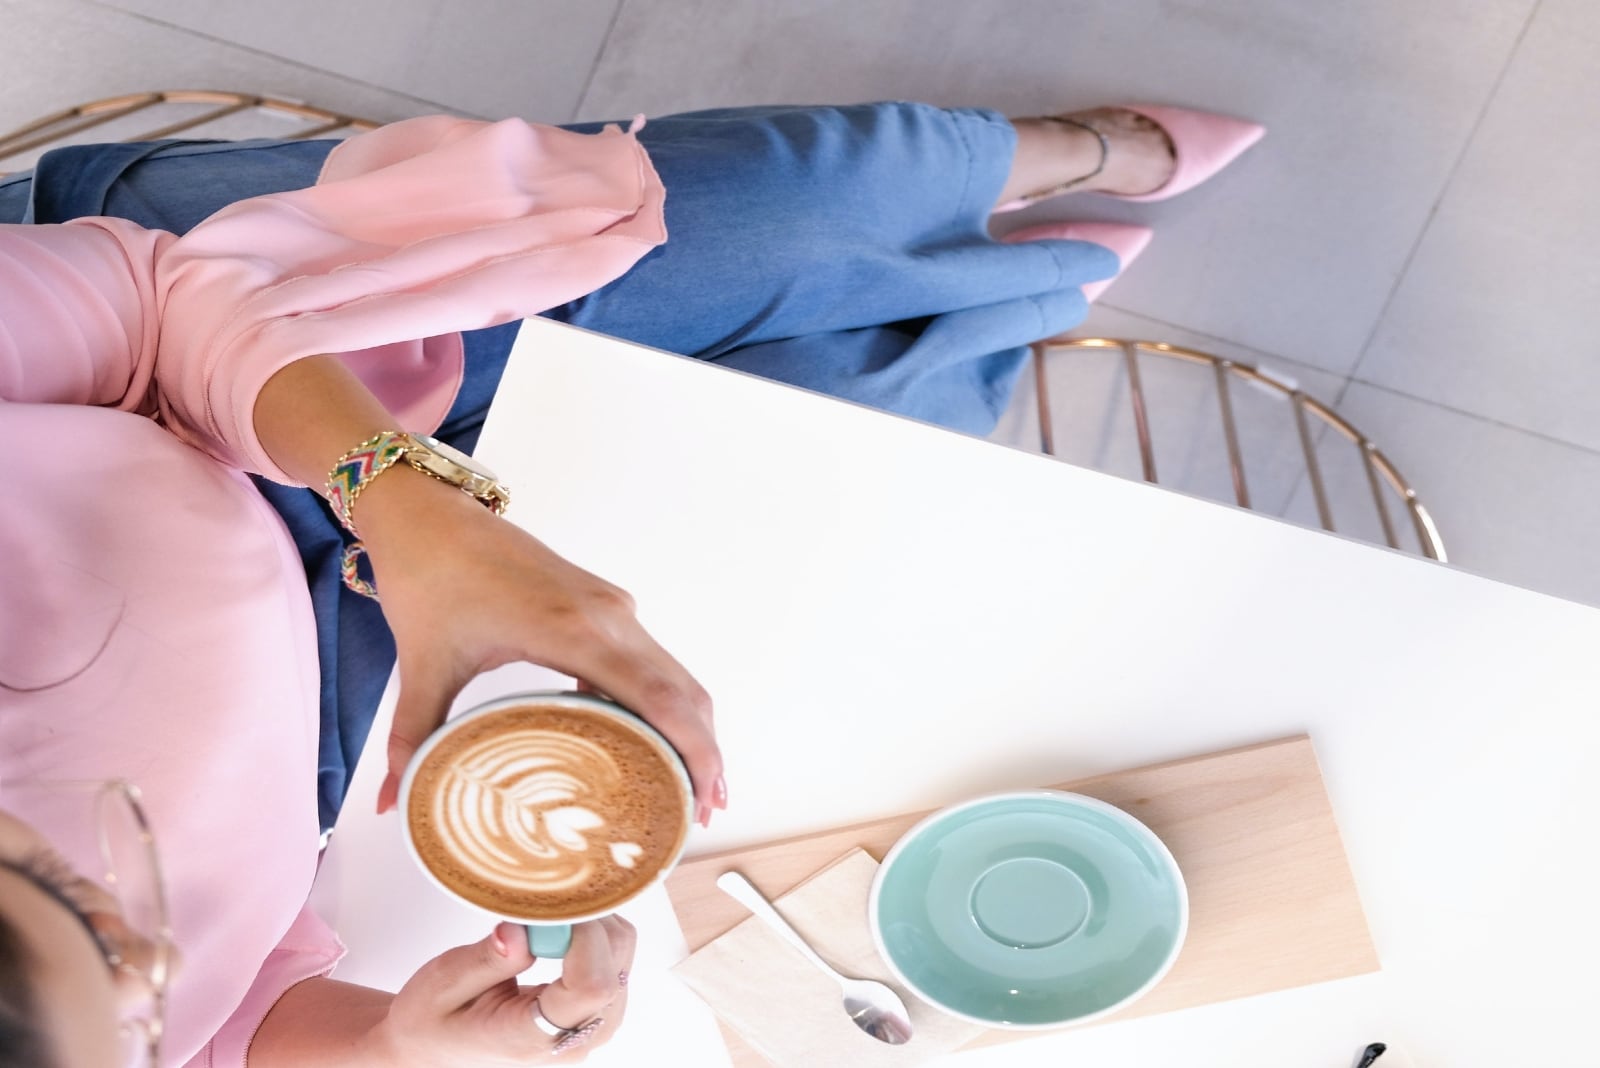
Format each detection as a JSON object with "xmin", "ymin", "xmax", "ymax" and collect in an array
[{"xmin": 525, "ymin": 923, "xmax": 574, "ymax": 958}]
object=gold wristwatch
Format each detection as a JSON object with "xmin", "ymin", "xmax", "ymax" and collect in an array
[{"xmin": 398, "ymin": 432, "xmax": 511, "ymax": 515}]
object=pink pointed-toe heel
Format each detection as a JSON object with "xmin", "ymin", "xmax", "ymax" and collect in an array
[
  {"xmin": 995, "ymin": 105, "xmax": 1264, "ymax": 211},
  {"xmin": 1001, "ymin": 221, "xmax": 1153, "ymax": 303},
  {"xmin": 1107, "ymin": 104, "xmax": 1264, "ymax": 202}
]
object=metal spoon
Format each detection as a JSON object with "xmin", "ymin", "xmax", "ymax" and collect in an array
[{"xmin": 716, "ymin": 869, "xmax": 914, "ymax": 1045}]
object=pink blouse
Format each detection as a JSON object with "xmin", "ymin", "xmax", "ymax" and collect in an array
[{"xmin": 0, "ymin": 115, "xmax": 666, "ymax": 1066}]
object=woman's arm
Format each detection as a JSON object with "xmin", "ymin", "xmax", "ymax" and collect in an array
[
  {"xmin": 252, "ymin": 355, "xmax": 725, "ymax": 821},
  {"xmin": 249, "ymin": 978, "xmax": 393, "ymax": 1067},
  {"xmin": 248, "ymin": 920, "xmax": 635, "ymax": 1067},
  {"xmin": 149, "ymin": 115, "xmax": 666, "ymax": 481},
  {"xmin": 139, "ymin": 113, "xmax": 720, "ymax": 814}
]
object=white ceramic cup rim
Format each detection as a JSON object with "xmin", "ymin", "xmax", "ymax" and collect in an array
[
  {"xmin": 867, "ymin": 788, "xmax": 1190, "ymax": 1030},
  {"xmin": 397, "ymin": 690, "xmax": 696, "ymax": 927}
]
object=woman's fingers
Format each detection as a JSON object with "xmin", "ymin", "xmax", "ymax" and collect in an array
[
  {"xmin": 381, "ymin": 601, "xmax": 725, "ymax": 821},
  {"xmin": 535, "ymin": 917, "xmax": 636, "ymax": 1033},
  {"xmin": 365, "ymin": 503, "xmax": 725, "ymax": 822},
  {"xmin": 560, "ymin": 916, "xmax": 634, "ymax": 1053},
  {"xmin": 558, "ymin": 621, "xmax": 724, "ymax": 824},
  {"xmin": 385, "ymin": 919, "xmax": 641, "ymax": 1064},
  {"xmin": 492, "ymin": 562, "xmax": 725, "ymax": 823},
  {"xmin": 403, "ymin": 923, "xmax": 533, "ymax": 1016},
  {"xmin": 378, "ymin": 648, "xmax": 474, "ymax": 814}
]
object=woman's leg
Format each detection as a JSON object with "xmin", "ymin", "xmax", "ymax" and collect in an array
[
  {"xmin": 27, "ymin": 113, "xmax": 1119, "ymax": 447},
  {"xmin": 547, "ymin": 102, "xmax": 1116, "ymax": 359},
  {"xmin": 999, "ymin": 108, "xmax": 1177, "ymax": 206},
  {"xmin": 34, "ymin": 139, "xmax": 337, "ymax": 227},
  {"xmin": 514, "ymin": 103, "xmax": 1115, "ymax": 437}
]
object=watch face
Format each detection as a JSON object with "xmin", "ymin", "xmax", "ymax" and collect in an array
[{"xmin": 411, "ymin": 433, "xmax": 498, "ymax": 481}]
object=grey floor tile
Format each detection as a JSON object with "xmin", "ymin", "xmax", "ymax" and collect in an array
[
  {"xmin": 1283, "ymin": 384, "xmax": 1600, "ymax": 607},
  {"xmin": 1353, "ymin": 0, "xmax": 1600, "ymax": 452},
  {"xmin": 584, "ymin": 0, "xmax": 1537, "ymax": 376},
  {"xmin": 82, "ymin": 0, "xmax": 621, "ymax": 121},
  {"xmin": 0, "ymin": 0, "xmax": 442, "ymax": 142},
  {"xmin": 1276, "ymin": 409, "xmax": 1439, "ymax": 558},
  {"xmin": 992, "ymin": 303, "xmax": 1350, "ymax": 518}
]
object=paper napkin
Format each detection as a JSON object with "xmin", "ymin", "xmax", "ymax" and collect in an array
[{"xmin": 672, "ymin": 848, "xmax": 985, "ymax": 1067}]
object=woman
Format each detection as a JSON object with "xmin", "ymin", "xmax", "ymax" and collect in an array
[{"xmin": 0, "ymin": 101, "xmax": 1260, "ymax": 1065}]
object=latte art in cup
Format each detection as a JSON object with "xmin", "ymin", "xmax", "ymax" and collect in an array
[{"xmin": 406, "ymin": 704, "xmax": 690, "ymax": 921}]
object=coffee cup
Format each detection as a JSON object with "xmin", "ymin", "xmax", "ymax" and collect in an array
[{"xmin": 398, "ymin": 691, "xmax": 694, "ymax": 958}]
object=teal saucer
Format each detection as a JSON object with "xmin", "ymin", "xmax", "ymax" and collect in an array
[{"xmin": 869, "ymin": 791, "xmax": 1187, "ymax": 1029}]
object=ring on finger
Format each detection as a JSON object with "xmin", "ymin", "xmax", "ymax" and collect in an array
[{"xmin": 533, "ymin": 997, "xmax": 604, "ymax": 1055}]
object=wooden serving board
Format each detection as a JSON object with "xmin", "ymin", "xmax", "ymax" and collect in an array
[{"xmin": 665, "ymin": 736, "xmax": 1377, "ymax": 1066}]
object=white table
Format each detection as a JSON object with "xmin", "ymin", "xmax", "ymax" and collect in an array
[{"xmin": 313, "ymin": 318, "xmax": 1600, "ymax": 1068}]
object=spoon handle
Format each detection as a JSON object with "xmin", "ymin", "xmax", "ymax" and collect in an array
[{"xmin": 716, "ymin": 870, "xmax": 845, "ymax": 983}]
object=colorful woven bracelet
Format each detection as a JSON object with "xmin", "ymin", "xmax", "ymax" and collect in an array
[
  {"xmin": 326, "ymin": 430, "xmax": 409, "ymax": 535},
  {"xmin": 340, "ymin": 542, "xmax": 380, "ymax": 601}
]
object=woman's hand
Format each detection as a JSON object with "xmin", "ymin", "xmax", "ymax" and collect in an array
[
  {"xmin": 250, "ymin": 354, "xmax": 725, "ymax": 823},
  {"xmin": 355, "ymin": 466, "xmax": 725, "ymax": 824},
  {"xmin": 374, "ymin": 917, "xmax": 636, "ymax": 1066},
  {"xmin": 254, "ymin": 919, "xmax": 635, "ymax": 1066}
]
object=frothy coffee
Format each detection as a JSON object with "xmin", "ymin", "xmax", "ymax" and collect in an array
[{"xmin": 406, "ymin": 704, "xmax": 690, "ymax": 921}]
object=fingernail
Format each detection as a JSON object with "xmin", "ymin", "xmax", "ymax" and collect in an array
[
  {"xmin": 712, "ymin": 775, "xmax": 729, "ymax": 810},
  {"xmin": 490, "ymin": 928, "xmax": 509, "ymax": 957},
  {"xmin": 377, "ymin": 773, "xmax": 398, "ymax": 815},
  {"xmin": 695, "ymin": 802, "xmax": 712, "ymax": 828}
]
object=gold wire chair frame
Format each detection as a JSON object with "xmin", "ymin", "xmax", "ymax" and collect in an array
[
  {"xmin": 1031, "ymin": 337, "xmax": 1447, "ymax": 562},
  {"xmin": 0, "ymin": 90, "xmax": 379, "ymax": 176}
]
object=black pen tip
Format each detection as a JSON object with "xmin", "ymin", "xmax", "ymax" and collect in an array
[{"xmin": 1356, "ymin": 1042, "xmax": 1388, "ymax": 1068}]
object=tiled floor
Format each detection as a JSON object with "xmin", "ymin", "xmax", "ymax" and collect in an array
[{"xmin": 4, "ymin": 0, "xmax": 1595, "ymax": 607}]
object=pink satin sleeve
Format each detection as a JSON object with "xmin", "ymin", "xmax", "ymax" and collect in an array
[
  {"xmin": 3, "ymin": 116, "xmax": 665, "ymax": 486},
  {"xmin": 0, "ymin": 218, "xmax": 170, "ymax": 410},
  {"xmin": 151, "ymin": 115, "xmax": 667, "ymax": 483},
  {"xmin": 194, "ymin": 902, "xmax": 345, "ymax": 1068}
]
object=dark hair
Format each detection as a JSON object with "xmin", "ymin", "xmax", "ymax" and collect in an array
[{"xmin": 0, "ymin": 908, "xmax": 59, "ymax": 1068}]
